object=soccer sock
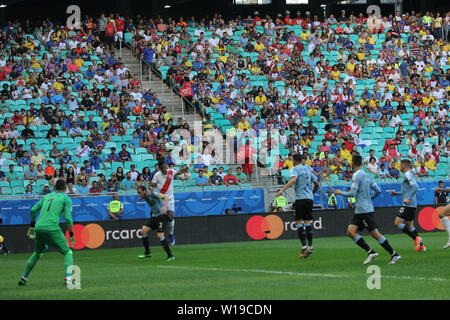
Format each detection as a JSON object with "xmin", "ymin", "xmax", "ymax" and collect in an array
[
  {"xmin": 354, "ymin": 234, "xmax": 372, "ymax": 253},
  {"xmin": 409, "ymin": 226, "xmax": 419, "ymax": 240},
  {"xmin": 378, "ymin": 236, "xmax": 395, "ymax": 256},
  {"xmin": 305, "ymin": 223, "xmax": 313, "ymax": 246},
  {"xmin": 168, "ymin": 220, "xmax": 175, "ymax": 236},
  {"xmin": 397, "ymin": 223, "xmax": 417, "ymax": 241},
  {"xmin": 441, "ymin": 216, "xmax": 450, "ymax": 238},
  {"xmin": 296, "ymin": 224, "xmax": 307, "ymax": 247},
  {"xmin": 160, "ymin": 237, "xmax": 173, "ymax": 258},
  {"xmin": 64, "ymin": 251, "xmax": 73, "ymax": 281},
  {"xmin": 141, "ymin": 234, "xmax": 150, "ymax": 254},
  {"xmin": 22, "ymin": 252, "xmax": 42, "ymax": 279}
]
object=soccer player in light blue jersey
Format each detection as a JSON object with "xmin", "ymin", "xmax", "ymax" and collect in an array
[
  {"xmin": 336, "ymin": 155, "xmax": 401, "ymax": 265},
  {"xmin": 390, "ymin": 159, "xmax": 426, "ymax": 252},
  {"xmin": 276, "ymin": 154, "xmax": 319, "ymax": 258}
]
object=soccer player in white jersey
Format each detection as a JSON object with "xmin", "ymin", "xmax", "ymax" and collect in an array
[
  {"xmin": 336, "ymin": 155, "xmax": 401, "ymax": 265},
  {"xmin": 390, "ymin": 159, "xmax": 426, "ymax": 252},
  {"xmin": 438, "ymin": 203, "xmax": 450, "ymax": 249},
  {"xmin": 151, "ymin": 161, "xmax": 189, "ymax": 245}
]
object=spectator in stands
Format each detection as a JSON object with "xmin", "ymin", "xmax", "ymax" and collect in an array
[
  {"xmin": 5, "ymin": 164, "xmax": 18, "ymax": 182},
  {"xmin": 209, "ymin": 168, "xmax": 224, "ymax": 186},
  {"xmin": 77, "ymin": 179, "xmax": 90, "ymax": 195},
  {"xmin": 121, "ymin": 172, "xmax": 135, "ymax": 192},
  {"xmin": 46, "ymin": 123, "xmax": 60, "ymax": 139},
  {"xmin": 18, "ymin": 150, "xmax": 31, "ymax": 167},
  {"xmin": 24, "ymin": 184, "xmax": 37, "ymax": 199},
  {"xmin": 76, "ymin": 141, "xmax": 91, "ymax": 159},
  {"xmin": 118, "ymin": 144, "xmax": 132, "ymax": 162},
  {"xmin": 342, "ymin": 166, "xmax": 353, "ymax": 181},
  {"xmin": 415, "ymin": 162, "xmax": 429, "ymax": 178},
  {"xmin": 31, "ymin": 149, "xmax": 46, "ymax": 166},
  {"xmin": 377, "ymin": 163, "xmax": 390, "ymax": 179},
  {"xmin": 367, "ymin": 157, "xmax": 378, "ymax": 174},
  {"xmin": 21, "ymin": 124, "xmax": 35, "ymax": 139},
  {"xmin": 89, "ymin": 181, "xmax": 102, "ymax": 196},
  {"xmin": 40, "ymin": 184, "xmax": 52, "ymax": 196},
  {"xmin": 224, "ymin": 169, "xmax": 240, "ymax": 186},
  {"xmin": 89, "ymin": 150, "xmax": 106, "ymax": 170},
  {"xmin": 195, "ymin": 169, "xmax": 208, "ymax": 187},
  {"xmin": 388, "ymin": 162, "xmax": 400, "ymax": 179},
  {"xmin": 24, "ymin": 163, "xmax": 38, "ymax": 183},
  {"xmin": 59, "ymin": 147, "xmax": 72, "ymax": 165},
  {"xmin": 235, "ymin": 167, "xmax": 247, "ymax": 184}
]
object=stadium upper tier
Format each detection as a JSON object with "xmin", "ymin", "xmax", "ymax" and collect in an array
[{"xmin": 0, "ymin": 12, "xmax": 448, "ymax": 198}]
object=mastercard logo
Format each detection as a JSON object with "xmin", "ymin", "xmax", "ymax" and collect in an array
[
  {"xmin": 418, "ymin": 207, "xmax": 445, "ymax": 231},
  {"xmin": 65, "ymin": 224, "xmax": 105, "ymax": 250},
  {"xmin": 246, "ymin": 215, "xmax": 284, "ymax": 240}
]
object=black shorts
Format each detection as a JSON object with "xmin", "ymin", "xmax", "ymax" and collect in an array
[
  {"xmin": 294, "ymin": 199, "xmax": 314, "ymax": 221},
  {"xmin": 397, "ymin": 206, "xmax": 416, "ymax": 221},
  {"xmin": 144, "ymin": 215, "xmax": 166, "ymax": 233},
  {"xmin": 350, "ymin": 212, "xmax": 378, "ymax": 232}
]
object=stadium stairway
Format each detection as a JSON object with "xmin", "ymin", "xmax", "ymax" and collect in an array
[
  {"xmin": 120, "ymin": 47, "xmax": 199, "ymax": 126},
  {"xmin": 119, "ymin": 47, "xmax": 274, "ymax": 191}
]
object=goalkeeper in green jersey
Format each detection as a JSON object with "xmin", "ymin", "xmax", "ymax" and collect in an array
[{"xmin": 18, "ymin": 179, "xmax": 76, "ymax": 288}]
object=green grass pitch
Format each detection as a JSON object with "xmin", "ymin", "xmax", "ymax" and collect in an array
[{"xmin": 1, "ymin": 232, "xmax": 449, "ymax": 300}]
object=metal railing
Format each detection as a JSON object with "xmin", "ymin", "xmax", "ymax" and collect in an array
[{"xmin": 120, "ymin": 36, "xmax": 199, "ymax": 122}]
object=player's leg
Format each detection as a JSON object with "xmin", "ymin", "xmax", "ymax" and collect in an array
[
  {"xmin": 395, "ymin": 207, "xmax": 424, "ymax": 251},
  {"xmin": 167, "ymin": 199, "xmax": 176, "ymax": 245},
  {"xmin": 18, "ymin": 230, "xmax": 49, "ymax": 286},
  {"xmin": 156, "ymin": 232, "xmax": 174, "ymax": 261},
  {"xmin": 406, "ymin": 220, "xmax": 426, "ymax": 252},
  {"xmin": 438, "ymin": 204, "xmax": 450, "ymax": 248},
  {"xmin": 369, "ymin": 227, "xmax": 401, "ymax": 264},
  {"xmin": 293, "ymin": 200, "xmax": 307, "ymax": 257},
  {"xmin": 139, "ymin": 225, "xmax": 152, "ymax": 258},
  {"xmin": 47, "ymin": 230, "xmax": 74, "ymax": 285},
  {"xmin": 347, "ymin": 223, "xmax": 378, "ymax": 264},
  {"xmin": 303, "ymin": 200, "xmax": 315, "ymax": 256}
]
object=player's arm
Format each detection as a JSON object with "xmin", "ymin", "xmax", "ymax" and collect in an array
[
  {"xmin": 404, "ymin": 173, "xmax": 418, "ymax": 204},
  {"xmin": 174, "ymin": 167, "xmax": 188, "ymax": 177},
  {"xmin": 30, "ymin": 197, "xmax": 44, "ymax": 226},
  {"xmin": 27, "ymin": 197, "xmax": 44, "ymax": 239},
  {"xmin": 64, "ymin": 196, "xmax": 74, "ymax": 246},
  {"xmin": 311, "ymin": 173, "xmax": 319, "ymax": 194},
  {"xmin": 370, "ymin": 181, "xmax": 382, "ymax": 200},
  {"xmin": 275, "ymin": 175, "xmax": 296, "ymax": 197},
  {"xmin": 339, "ymin": 174, "xmax": 359, "ymax": 197},
  {"xmin": 390, "ymin": 189, "xmax": 399, "ymax": 196},
  {"xmin": 159, "ymin": 193, "xmax": 168, "ymax": 214}
]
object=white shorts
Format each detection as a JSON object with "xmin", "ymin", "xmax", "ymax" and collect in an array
[
  {"xmin": 115, "ymin": 31, "xmax": 123, "ymax": 41},
  {"xmin": 167, "ymin": 199, "xmax": 175, "ymax": 213}
]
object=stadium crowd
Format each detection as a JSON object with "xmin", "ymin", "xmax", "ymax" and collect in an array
[
  {"xmin": 0, "ymin": 9, "xmax": 448, "ymax": 199},
  {"xmin": 129, "ymin": 9, "xmax": 450, "ymax": 184}
]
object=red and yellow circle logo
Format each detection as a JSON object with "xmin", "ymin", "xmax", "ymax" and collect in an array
[
  {"xmin": 246, "ymin": 215, "xmax": 284, "ymax": 240},
  {"xmin": 65, "ymin": 224, "xmax": 105, "ymax": 250},
  {"xmin": 418, "ymin": 207, "xmax": 445, "ymax": 231}
]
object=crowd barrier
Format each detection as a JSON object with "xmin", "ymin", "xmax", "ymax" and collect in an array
[
  {"xmin": 1, "ymin": 205, "xmax": 446, "ymax": 253},
  {"xmin": 0, "ymin": 189, "xmax": 266, "ymax": 225}
]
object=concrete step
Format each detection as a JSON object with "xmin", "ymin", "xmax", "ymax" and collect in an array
[{"xmin": 121, "ymin": 46, "xmax": 201, "ymax": 129}]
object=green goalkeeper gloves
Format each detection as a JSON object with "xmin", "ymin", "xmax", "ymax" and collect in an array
[
  {"xmin": 69, "ymin": 232, "xmax": 75, "ymax": 248},
  {"xmin": 27, "ymin": 227, "xmax": 35, "ymax": 240}
]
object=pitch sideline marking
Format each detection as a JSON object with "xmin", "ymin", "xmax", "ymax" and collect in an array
[{"xmin": 155, "ymin": 265, "xmax": 450, "ymax": 282}]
